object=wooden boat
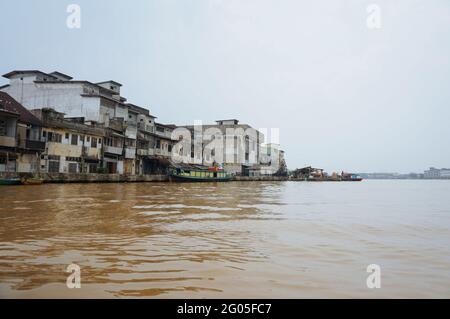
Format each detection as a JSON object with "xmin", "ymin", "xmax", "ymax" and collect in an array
[
  {"xmin": 170, "ymin": 167, "xmax": 232, "ymax": 182},
  {"xmin": 21, "ymin": 177, "xmax": 44, "ymax": 185},
  {"xmin": 0, "ymin": 178, "xmax": 22, "ymax": 186}
]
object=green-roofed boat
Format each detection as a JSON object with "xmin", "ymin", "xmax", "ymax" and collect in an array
[
  {"xmin": 170, "ymin": 167, "xmax": 232, "ymax": 182},
  {"xmin": 0, "ymin": 178, "xmax": 22, "ymax": 186}
]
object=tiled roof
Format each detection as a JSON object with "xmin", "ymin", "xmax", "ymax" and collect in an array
[{"xmin": 0, "ymin": 92, "xmax": 42, "ymax": 126}]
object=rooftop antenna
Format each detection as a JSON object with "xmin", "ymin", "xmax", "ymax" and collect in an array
[{"xmin": 20, "ymin": 77, "xmax": 24, "ymax": 104}]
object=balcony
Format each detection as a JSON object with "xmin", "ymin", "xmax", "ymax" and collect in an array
[
  {"xmin": 137, "ymin": 149, "xmax": 148, "ymax": 156},
  {"xmin": 108, "ymin": 118, "xmax": 125, "ymax": 132},
  {"xmin": 155, "ymin": 129, "xmax": 172, "ymax": 139},
  {"xmin": 0, "ymin": 136, "xmax": 16, "ymax": 148},
  {"xmin": 136, "ymin": 148, "xmax": 155, "ymax": 157},
  {"xmin": 155, "ymin": 148, "xmax": 171, "ymax": 157},
  {"xmin": 125, "ymin": 125, "xmax": 137, "ymax": 139},
  {"xmin": 137, "ymin": 123, "xmax": 155, "ymax": 133},
  {"xmin": 82, "ymin": 146, "xmax": 100, "ymax": 160},
  {"xmin": 19, "ymin": 139, "xmax": 46, "ymax": 151},
  {"xmin": 104, "ymin": 145, "xmax": 123, "ymax": 155},
  {"xmin": 125, "ymin": 147, "xmax": 136, "ymax": 159}
]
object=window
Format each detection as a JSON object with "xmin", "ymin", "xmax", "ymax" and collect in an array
[
  {"xmin": 42, "ymin": 131, "xmax": 47, "ymax": 138},
  {"xmin": 0, "ymin": 120, "xmax": 7, "ymax": 136},
  {"xmin": 68, "ymin": 163, "xmax": 78, "ymax": 174},
  {"xmin": 124, "ymin": 139, "xmax": 135, "ymax": 147},
  {"xmin": 87, "ymin": 136, "xmax": 90, "ymax": 142},
  {"xmin": 48, "ymin": 161, "xmax": 60, "ymax": 173},
  {"xmin": 65, "ymin": 133, "xmax": 69, "ymax": 139},
  {"xmin": 47, "ymin": 132, "xmax": 62, "ymax": 143},
  {"xmin": 88, "ymin": 163, "xmax": 98, "ymax": 173},
  {"xmin": 156, "ymin": 140, "xmax": 161, "ymax": 149},
  {"xmin": 168, "ymin": 145, "xmax": 172, "ymax": 153},
  {"xmin": 91, "ymin": 138, "xmax": 97, "ymax": 148},
  {"xmin": 71, "ymin": 134, "xmax": 78, "ymax": 145}
]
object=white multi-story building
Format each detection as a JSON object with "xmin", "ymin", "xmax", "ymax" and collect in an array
[{"xmin": 0, "ymin": 71, "xmax": 130, "ymax": 125}]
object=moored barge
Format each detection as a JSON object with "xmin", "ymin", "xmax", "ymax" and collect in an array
[{"xmin": 170, "ymin": 166, "xmax": 232, "ymax": 182}]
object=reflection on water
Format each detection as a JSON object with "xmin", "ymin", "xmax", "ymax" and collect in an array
[{"xmin": 1, "ymin": 181, "xmax": 450, "ymax": 298}]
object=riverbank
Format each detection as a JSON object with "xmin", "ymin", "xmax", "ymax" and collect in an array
[
  {"xmin": 0, "ymin": 172, "xmax": 290, "ymax": 183},
  {"xmin": 0, "ymin": 172, "xmax": 368, "ymax": 184}
]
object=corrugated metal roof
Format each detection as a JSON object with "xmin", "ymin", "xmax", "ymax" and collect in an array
[{"xmin": 0, "ymin": 92, "xmax": 42, "ymax": 126}]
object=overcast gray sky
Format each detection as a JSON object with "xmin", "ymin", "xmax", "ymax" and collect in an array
[{"xmin": 1, "ymin": 0, "xmax": 449, "ymax": 173}]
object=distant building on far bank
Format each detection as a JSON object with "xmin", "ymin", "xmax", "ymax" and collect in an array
[
  {"xmin": 359, "ymin": 168, "xmax": 450, "ymax": 180},
  {"xmin": 424, "ymin": 167, "xmax": 450, "ymax": 179},
  {"xmin": 358, "ymin": 172, "xmax": 424, "ymax": 179},
  {"xmin": 358, "ymin": 173, "xmax": 400, "ymax": 179}
]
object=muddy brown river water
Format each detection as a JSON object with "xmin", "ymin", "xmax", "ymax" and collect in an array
[{"xmin": 1, "ymin": 180, "xmax": 449, "ymax": 298}]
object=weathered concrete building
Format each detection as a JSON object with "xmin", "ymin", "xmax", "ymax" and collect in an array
[
  {"xmin": 31, "ymin": 108, "xmax": 104, "ymax": 174},
  {"xmin": 259, "ymin": 143, "xmax": 288, "ymax": 176},
  {"xmin": 131, "ymin": 104, "xmax": 157, "ymax": 174},
  {"xmin": 177, "ymin": 119, "xmax": 265, "ymax": 175},
  {"xmin": 1, "ymin": 70, "xmax": 284, "ymax": 178},
  {"xmin": 0, "ymin": 70, "xmax": 145, "ymax": 175},
  {"xmin": 125, "ymin": 104, "xmax": 176, "ymax": 175},
  {"xmin": 103, "ymin": 119, "xmax": 125, "ymax": 174},
  {"xmin": 155, "ymin": 123, "xmax": 175, "ymax": 158},
  {"xmin": 0, "ymin": 92, "xmax": 45, "ymax": 173}
]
